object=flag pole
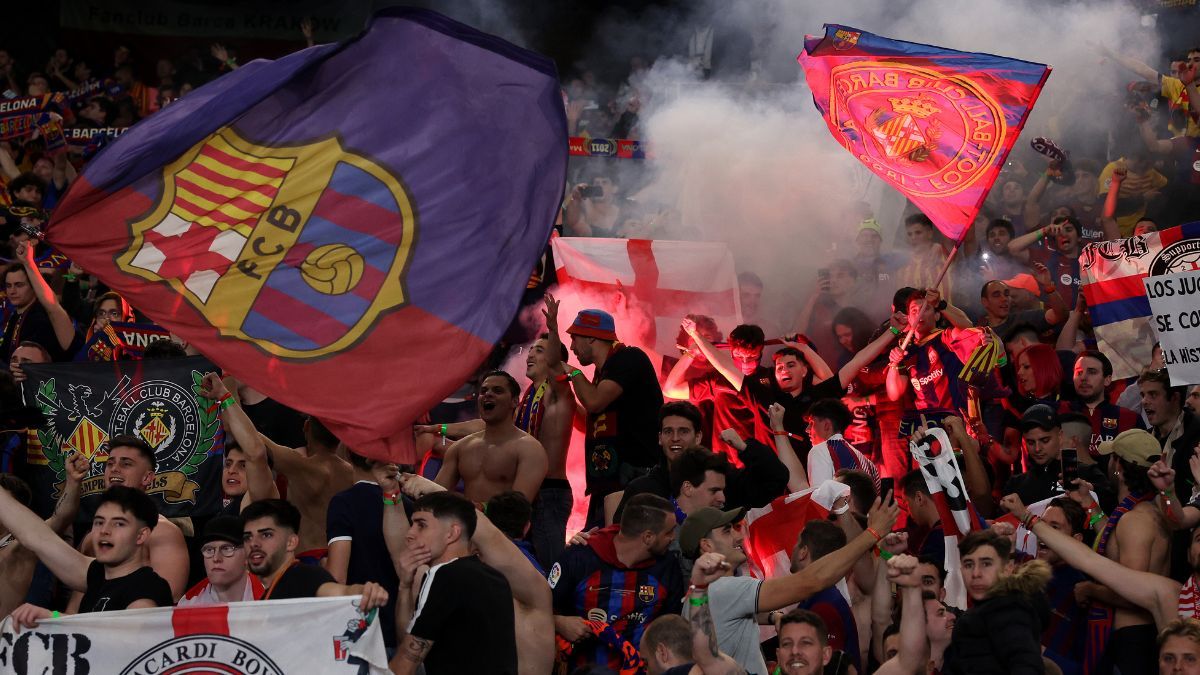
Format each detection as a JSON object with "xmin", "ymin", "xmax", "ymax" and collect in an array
[{"xmin": 897, "ymin": 234, "xmax": 968, "ymax": 352}]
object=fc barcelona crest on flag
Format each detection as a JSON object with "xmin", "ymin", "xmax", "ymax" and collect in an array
[
  {"xmin": 22, "ymin": 357, "xmax": 224, "ymax": 516},
  {"xmin": 117, "ymin": 128, "xmax": 416, "ymax": 360}
]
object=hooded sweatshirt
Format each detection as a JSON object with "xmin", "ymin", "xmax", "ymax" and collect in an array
[{"xmin": 548, "ymin": 525, "xmax": 684, "ymax": 671}]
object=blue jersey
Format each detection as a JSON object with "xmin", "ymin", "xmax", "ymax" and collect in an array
[{"xmin": 548, "ymin": 526, "xmax": 684, "ymax": 670}]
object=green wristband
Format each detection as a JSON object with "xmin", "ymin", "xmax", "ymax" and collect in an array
[
  {"xmin": 218, "ymin": 395, "xmax": 236, "ymax": 411},
  {"xmin": 568, "ymin": 369, "xmax": 583, "ymax": 379},
  {"xmin": 888, "ymin": 325, "xmax": 901, "ymax": 336},
  {"xmin": 688, "ymin": 595, "xmax": 708, "ymax": 607},
  {"xmin": 878, "ymin": 549, "xmax": 894, "ymax": 560},
  {"xmin": 51, "ymin": 611, "xmax": 61, "ymax": 618}
]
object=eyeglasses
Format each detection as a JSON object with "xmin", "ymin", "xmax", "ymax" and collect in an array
[{"xmin": 200, "ymin": 543, "xmax": 241, "ymax": 558}]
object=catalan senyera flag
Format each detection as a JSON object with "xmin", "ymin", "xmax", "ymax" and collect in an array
[
  {"xmin": 799, "ymin": 25, "xmax": 1050, "ymax": 241},
  {"xmin": 44, "ymin": 9, "xmax": 567, "ymax": 463},
  {"xmin": 1080, "ymin": 221, "xmax": 1200, "ymax": 379}
]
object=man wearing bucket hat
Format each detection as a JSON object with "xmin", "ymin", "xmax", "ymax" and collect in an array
[{"xmin": 561, "ymin": 308, "xmax": 663, "ymax": 528}]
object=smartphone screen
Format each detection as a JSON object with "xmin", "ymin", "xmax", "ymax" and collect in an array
[
  {"xmin": 880, "ymin": 477, "xmax": 895, "ymax": 500},
  {"xmin": 1061, "ymin": 448, "xmax": 1079, "ymax": 490}
]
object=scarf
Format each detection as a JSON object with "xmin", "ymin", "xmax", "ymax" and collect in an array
[
  {"xmin": 555, "ymin": 619, "xmax": 646, "ymax": 675},
  {"xmin": 514, "ymin": 380, "xmax": 549, "ymax": 436},
  {"xmin": 1084, "ymin": 490, "xmax": 1154, "ymax": 672},
  {"xmin": 1180, "ymin": 576, "xmax": 1200, "ymax": 620}
]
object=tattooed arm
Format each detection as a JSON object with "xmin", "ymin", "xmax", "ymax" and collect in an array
[
  {"xmin": 389, "ymin": 634, "xmax": 433, "ymax": 675},
  {"xmin": 45, "ymin": 453, "xmax": 87, "ymax": 533},
  {"xmin": 689, "ymin": 552, "xmax": 748, "ymax": 675}
]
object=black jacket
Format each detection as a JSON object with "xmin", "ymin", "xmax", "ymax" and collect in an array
[
  {"xmin": 613, "ymin": 439, "xmax": 789, "ymax": 521},
  {"xmin": 941, "ymin": 560, "xmax": 1052, "ymax": 675},
  {"xmin": 1003, "ymin": 456, "xmax": 1114, "ymax": 513}
]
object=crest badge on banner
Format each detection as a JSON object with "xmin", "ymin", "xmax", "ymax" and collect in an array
[{"xmin": 22, "ymin": 356, "xmax": 223, "ymax": 517}]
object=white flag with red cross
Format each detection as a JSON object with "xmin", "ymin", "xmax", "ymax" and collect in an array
[
  {"xmin": 0, "ymin": 596, "xmax": 389, "ymax": 674},
  {"xmin": 550, "ymin": 236, "xmax": 742, "ymax": 354}
]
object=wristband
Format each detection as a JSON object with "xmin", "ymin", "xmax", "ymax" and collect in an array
[
  {"xmin": 554, "ymin": 373, "xmax": 570, "ymax": 383},
  {"xmin": 1087, "ymin": 510, "xmax": 1106, "ymax": 528},
  {"xmin": 439, "ymin": 423, "xmax": 447, "ymax": 437},
  {"xmin": 935, "ymin": 299, "xmax": 948, "ymax": 311},
  {"xmin": 217, "ymin": 394, "xmax": 236, "ymax": 412},
  {"xmin": 51, "ymin": 611, "xmax": 61, "ymax": 618},
  {"xmin": 866, "ymin": 527, "xmax": 885, "ymax": 542},
  {"xmin": 568, "ymin": 369, "xmax": 583, "ymax": 379},
  {"xmin": 690, "ymin": 583, "xmax": 709, "ymax": 592},
  {"xmin": 877, "ymin": 548, "xmax": 894, "ymax": 561},
  {"xmin": 689, "ymin": 595, "xmax": 709, "ymax": 607},
  {"xmin": 1037, "ymin": 229, "xmax": 1046, "ymax": 240},
  {"xmin": 888, "ymin": 325, "xmax": 901, "ymax": 336},
  {"xmin": 832, "ymin": 503, "xmax": 850, "ymax": 516},
  {"xmin": 1020, "ymin": 512, "xmax": 1038, "ymax": 529},
  {"xmin": 382, "ymin": 491, "xmax": 401, "ymax": 506}
]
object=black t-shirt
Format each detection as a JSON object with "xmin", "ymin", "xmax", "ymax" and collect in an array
[
  {"xmin": 584, "ymin": 345, "xmax": 664, "ymax": 494},
  {"xmin": 409, "ymin": 556, "xmax": 516, "ymax": 674},
  {"xmin": 779, "ymin": 376, "xmax": 847, "ymax": 446},
  {"xmin": 327, "ymin": 481, "xmax": 399, "ymax": 647},
  {"xmin": 79, "ymin": 561, "xmax": 173, "ymax": 613},
  {"xmin": 2, "ymin": 303, "xmax": 74, "ymax": 362},
  {"xmin": 265, "ymin": 562, "xmax": 334, "ymax": 600}
]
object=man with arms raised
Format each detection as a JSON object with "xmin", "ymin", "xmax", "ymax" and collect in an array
[
  {"xmin": 434, "ymin": 370, "xmax": 548, "ymax": 503},
  {"xmin": 562, "ymin": 308, "xmax": 664, "ymax": 527},
  {"xmin": 389, "ymin": 490, "xmax": 518, "ymax": 674},
  {"xmin": 4, "ymin": 485, "xmax": 174, "ymax": 628},
  {"xmin": 388, "ymin": 473, "xmax": 549, "ymax": 675},
  {"xmin": 204, "ymin": 373, "xmax": 353, "ymax": 563},
  {"xmin": 420, "ymin": 293, "xmax": 574, "ymax": 567},
  {"xmin": 0, "ymin": 457, "xmax": 85, "ymax": 618},
  {"xmin": 241, "ymin": 498, "xmax": 389, "ymax": 609},
  {"xmin": 679, "ymin": 495, "xmax": 899, "ymax": 675},
  {"xmin": 72, "ymin": 435, "xmax": 189, "ymax": 602}
]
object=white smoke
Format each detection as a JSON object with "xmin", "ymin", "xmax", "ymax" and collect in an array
[{"xmin": 598, "ymin": 0, "xmax": 1160, "ymax": 323}]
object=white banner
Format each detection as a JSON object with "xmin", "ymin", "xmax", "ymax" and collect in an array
[
  {"xmin": 1144, "ymin": 269, "xmax": 1200, "ymax": 386},
  {"xmin": 0, "ymin": 596, "xmax": 389, "ymax": 675}
]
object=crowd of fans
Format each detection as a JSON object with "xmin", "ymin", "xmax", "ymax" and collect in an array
[{"xmin": 5, "ymin": 20, "xmax": 1200, "ymax": 675}]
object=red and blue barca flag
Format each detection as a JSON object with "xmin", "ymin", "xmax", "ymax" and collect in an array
[
  {"xmin": 44, "ymin": 9, "xmax": 568, "ymax": 463},
  {"xmin": 799, "ymin": 25, "xmax": 1050, "ymax": 241}
]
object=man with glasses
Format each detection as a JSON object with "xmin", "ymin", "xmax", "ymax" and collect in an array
[{"xmin": 178, "ymin": 515, "xmax": 264, "ymax": 606}]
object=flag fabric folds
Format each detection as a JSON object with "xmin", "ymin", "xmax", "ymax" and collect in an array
[
  {"xmin": 910, "ymin": 428, "xmax": 983, "ymax": 609},
  {"xmin": 798, "ymin": 25, "xmax": 1050, "ymax": 242},
  {"xmin": 44, "ymin": 9, "xmax": 568, "ymax": 463},
  {"xmin": 742, "ymin": 481, "xmax": 850, "ymax": 581},
  {"xmin": 1080, "ymin": 221, "xmax": 1200, "ymax": 379},
  {"xmin": 551, "ymin": 237, "xmax": 742, "ymax": 354},
  {"xmin": 21, "ymin": 356, "xmax": 225, "ymax": 518},
  {"xmin": 0, "ymin": 597, "xmax": 388, "ymax": 674}
]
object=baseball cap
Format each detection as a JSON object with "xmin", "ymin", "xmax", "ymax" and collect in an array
[
  {"xmin": 679, "ymin": 506, "xmax": 744, "ymax": 559},
  {"xmin": 565, "ymin": 309, "xmax": 618, "ymax": 342},
  {"xmin": 200, "ymin": 515, "xmax": 243, "ymax": 546},
  {"xmin": 1002, "ymin": 273, "xmax": 1041, "ymax": 296},
  {"xmin": 1019, "ymin": 404, "xmax": 1059, "ymax": 432},
  {"xmin": 858, "ymin": 218, "xmax": 882, "ymax": 236},
  {"xmin": 1097, "ymin": 429, "xmax": 1162, "ymax": 468}
]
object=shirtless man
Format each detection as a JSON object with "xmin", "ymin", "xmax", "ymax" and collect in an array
[
  {"xmin": 0, "ymin": 457, "xmax": 85, "ymax": 618},
  {"xmin": 70, "ymin": 436, "xmax": 190, "ymax": 605},
  {"xmin": 388, "ymin": 472, "xmax": 553, "ymax": 675},
  {"xmin": 419, "ymin": 293, "xmax": 574, "ymax": 568},
  {"xmin": 433, "ymin": 370, "xmax": 548, "ymax": 504}
]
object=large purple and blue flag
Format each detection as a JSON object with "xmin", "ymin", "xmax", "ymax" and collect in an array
[
  {"xmin": 799, "ymin": 25, "xmax": 1050, "ymax": 242},
  {"xmin": 45, "ymin": 9, "xmax": 568, "ymax": 463}
]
